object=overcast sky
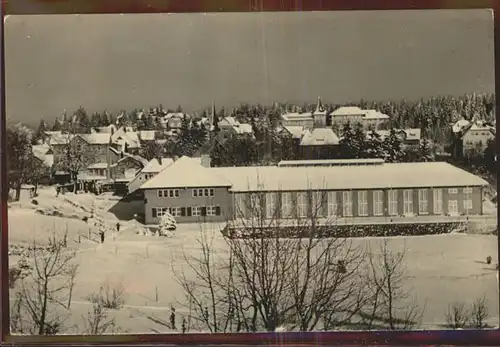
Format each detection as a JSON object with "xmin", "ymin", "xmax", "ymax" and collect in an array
[{"xmin": 4, "ymin": 10, "xmax": 495, "ymax": 126}]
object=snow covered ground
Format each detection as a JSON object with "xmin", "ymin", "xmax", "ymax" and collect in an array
[{"xmin": 7, "ymin": 187, "xmax": 499, "ymax": 334}]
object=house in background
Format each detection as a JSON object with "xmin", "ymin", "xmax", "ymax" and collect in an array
[
  {"xmin": 330, "ymin": 106, "xmax": 389, "ymax": 129},
  {"xmin": 127, "ymin": 157, "xmax": 175, "ymax": 195},
  {"xmin": 299, "ymin": 128, "xmax": 340, "ymax": 159},
  {"xmin": 217, "ymin": 116, "xmax": 254, "ymax": 140},
  {"xmin": 110, "ymin": 126, "xmax": 141, "ymax": 154},
  {"xmin": 460, "ymin": 121, "xmax": 495, "ymax": 157},
  {"xmin": 281, "ymin": 112, "xmax": 314, "ymax": 129},
  {"xmin": 367, "ymin": 128, "xmax": 422, "ymax": 150},
  {"xmin": 110, "ymin": 154, "xmax": 149, "ymax": 195}
]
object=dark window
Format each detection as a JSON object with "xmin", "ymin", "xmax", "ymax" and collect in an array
[
  {"xmin": 193, "ymin": 189, "xmax": 198, "ymax": 197},
  {"xmin": 215, "ymin": 206, "xmax": 221, "ymax": 216},
  {"xmin": 201, "ymin": 207, "xmax": 207, "ymax": 216},
  {"xmin": 180, "ymin": 207, "xmax": 186, "ymax": 216},
  {"xmin": 204, "ymin": 188, "xmax": 209, "ymax": 196},
  {"xmin": 152, "ymin": 208, "xmax": 157, "ymax": 218},
  {"xmin": 209, "ymin": 188, "xmax": 214, "ymax": 196},
  {"xmin": 175, "ymin": 190, "xmax": 179, "ymax": 197},
  {"xmin": 187, "ymin": 207, "xmax": 192, "ymax": 217},
  {"xmin": 169, "ymin": 190, "xmax": 174, "ymax": 198}
]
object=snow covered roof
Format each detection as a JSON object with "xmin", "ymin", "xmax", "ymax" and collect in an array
[
  {"xmin": 281, "ymin": 112, "xmax": 313, "ymax": 121},
  {"xmin": 402, "ymin": 128, "xmax": 421, "ymax": 141},
  {"xmin": 117, "ymin": 154, "xmax": 149, "ymax": 167},
  {"xmin": 141, "ymin": 157, "xmax": 175, "ymax": 173},
  {"xmin": 331, "ymin": 106, "xmax": 366, "ymax": 116},
  {"xmin": 140, "ymin": 156, "xmax": 232, "ymax": 190},
  {"xmin": 32, "ymin": 144, "xmax": 54, "ymax": 167},
  {"xmin": 364, "ymin": 109, "xmax": 390, "ymax": 120},
  {"xmin": 219, "ymin": 117, "xmax": 240, "ymax": 127},
  {"xmin": 281, "ymin": 126, "xmax": 305, "ymax": 139},
  {"xmin": 300, "ymin": 128, "xmax": 340, "ymax": 146},
  {"xmin": 465, "ymin": 123, "xmax": 495, "ymax": 133},
  {"xmin": 79, "ymin": 133, "xmax": 112, "ymax": 145},
  {"xmin": 209, "ymin": 162, "xmax": 489, "ymax": 192},
  {"xmin": 452, "ymin": 119, "xmax": 470, "ymax": 133},
  {"xmin": 278, "ymin": 159, "xmax": 385, "ymax": 167},
  {"xmin": 111, "ymin": 127, "xmax": 141, "ymax": 148}
]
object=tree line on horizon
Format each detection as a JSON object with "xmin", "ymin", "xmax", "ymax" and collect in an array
[{"xmin": 6, "ymin": 92, "xmax": 496, "ymax": 200}]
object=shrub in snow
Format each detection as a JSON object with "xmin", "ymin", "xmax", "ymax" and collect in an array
[
  {"xmin": 31, "ymin": 199, "xmax": 38, "ymax": 205},
  {"xmin": 158, "ymin": 213, "xmax": 177, "ymax": 237}
]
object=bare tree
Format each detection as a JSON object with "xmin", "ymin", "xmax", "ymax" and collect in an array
[
  {"xmin": 6, "ymin": 123, "xmax": 35, "ymax": 201},
  {"xmin": 445, "ymin": 302, "xmax": 470, "ymax": 329},
  {"xmin": 173, "ymin": 187, "xmax": 367, "ymax": 332},
  {"xmin": 363, "ymin": 238, "xmax": 424, "ymax": 330},
  {"xmin": 82, "ymin": 283, "xmax": 125, "ymax": 335},
  {"xmin": 444, "ymin": 296, "xmax": 490, "ymax": 329},
  {"xmin": 470, "ymin": 296, "xmax": 490, "ymax": 329},
  {"xmin": 10, "ymin": 231, "xmax": 79, "ymax": 335},
  {"xmin": 55, "ymin": 132, "xmax": 92, "ymax": 193}
]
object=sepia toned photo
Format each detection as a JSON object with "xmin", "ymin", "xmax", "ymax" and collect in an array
[{"xmin": 4, "ymin": 10, "xmax": 498, "ymax": 336}]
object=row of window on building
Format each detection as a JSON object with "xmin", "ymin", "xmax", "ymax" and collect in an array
[
  {"xmin": 157, "ymin": 188, "xmax": 215, "ymax": 198},
  {"xmin": 235, "ymin": 187, "xmax": 474, "ymax": 219},
  {"xmin": 152, "ymin": 205, "xmax": 221, "ymax": 218}
]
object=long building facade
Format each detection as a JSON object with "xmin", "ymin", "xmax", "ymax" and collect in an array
[{"xmin": 140, "ymin": 157, "xmax": 488, "ymax": 225}]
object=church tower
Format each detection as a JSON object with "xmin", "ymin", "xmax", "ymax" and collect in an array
[{"xmin": 312, "ymin": 96, "xmax": 327, "ymax": 128}]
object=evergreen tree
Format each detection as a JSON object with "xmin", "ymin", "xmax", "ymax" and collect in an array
[
  {"xmin": 51, "ymin": 119, "xmax": 62, "ymax": 132},
  {"xmin": 33, "ymin": 119, "xmax": 48, "ymax": 145},
  {"xmin": 90, "ymin": 112, "xmax": 102, "ymax": 128},
  {"xmin": 417, "ymin": 138, "xmax": 433, "ymax": 162},
  {"xmin": 384, "ymin": 128, "xmax": 404, "ymax": 162},
  {"xmin": 73, "ymin": 106, "xmax": 91, "ymax": 133},
  {"xmin": 101, "ymin": 111, "xmax": 111, "ymax": 127},
  {"xmin": 339, "ymin": 122, "xmax": 355, "ymax": 159}
]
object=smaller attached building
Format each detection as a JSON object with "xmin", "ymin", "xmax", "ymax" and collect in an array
[{"xmin": 140, "ymin": 156, "xmax": 232, "ymax": 224}]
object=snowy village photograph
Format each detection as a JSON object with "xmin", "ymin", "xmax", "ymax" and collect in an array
[{"xmin": 3, "ymin": 10, "xmax": 498, "ymax": 335}]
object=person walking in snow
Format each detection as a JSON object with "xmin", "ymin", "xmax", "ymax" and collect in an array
[
  {"xmin": 116, "ymin": 222, "xmax": 121, "ymax": 232},
  {"xmin": 56, "ymin": 185, "xmax": 61, "ymax": 197},
  {"xmin": 100, "ymin": 230, "xmax": 105, "ymax": 244}
]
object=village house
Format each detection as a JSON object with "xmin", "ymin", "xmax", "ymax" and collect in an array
[
  {"xmin": 280, "ymin": 112, "xmax": 315, "ymax": 129},
  {"xmin": 138, "ymin": 157, "xmax": 487, "ymax": 225},
  {"xmin": 367, "ymin": 128, "xmax": 422, "ymax": 149},
  {"xmin": 110, "ymin": 154, "xmax": 149, "ymax": 194},
  {"xmin": 217, "ymin": 116, "xmax": 254, "ymax": 140},
  {"xmin": 127, "ymin": 157, "xmax": 175, "ymax": 195},
  {"xmin": 299, "ymin": 128, "xmax": 340, "ymax": 159},
  {"xmin": 460, "ymin": 121, "xmax": 495, "ymax": 157},
  {"xmin": 110, "ymin": 126, "xmax": 141, "ymax": 154},
  {"xmin": 330, "ymin": 106, "xmax": 389, "ymax": 129}
]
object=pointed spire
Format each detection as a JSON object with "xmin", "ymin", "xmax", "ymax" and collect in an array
[{"xmin": 315, "ymin": 96, "xmax": 325, "ymax": 113}]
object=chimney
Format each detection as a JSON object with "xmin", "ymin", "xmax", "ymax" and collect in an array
[{"xmin": 201, "ymin": 154, "xmax": 211, "ymax": 168}]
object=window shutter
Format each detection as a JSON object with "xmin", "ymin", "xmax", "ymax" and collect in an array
[
  {"xmin": 181, "ymin": 207, "xmax": 186, "ymax": 216},
  {"xmin": 187, "ymin": 207, "xmax": 192, "ymax": 217},
  {"xmin": 201, "ymin": 207, "xmax": 207, "ymax": 216},
  {"xmin": 215, "ymin": 206, "xmax": 221, "ymax": 216},
  {"xmin": 152, "ymin": 208, "xmax": 157, "ymax": 218}
]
